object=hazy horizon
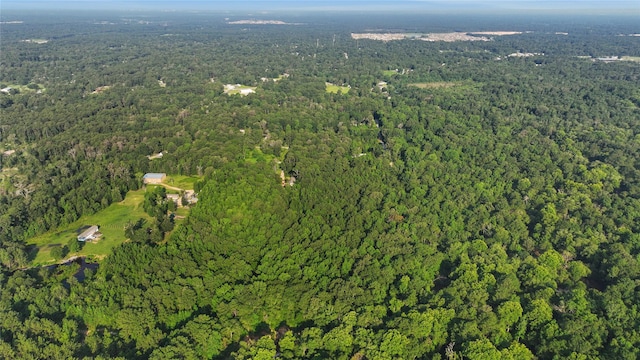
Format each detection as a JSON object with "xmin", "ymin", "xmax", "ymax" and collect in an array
[{"xmin": 2, "ymin": 0, "xmax": 640, "ymax": 15}]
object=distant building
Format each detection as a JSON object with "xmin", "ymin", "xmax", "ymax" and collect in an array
[
  {"xmin": 1, "ymin": 87, "xmax": 12, "ymax": 94},
  {"xmin": 77, "ymin": 225, "xmax": 99, "ymax": 242},
  {"xmin": 143, "ymin": 173, "xmax": 166, "ymax": 184},
  {"xmin": 597, "ymin": 56, "xmax": 620, "ymax": 62}
]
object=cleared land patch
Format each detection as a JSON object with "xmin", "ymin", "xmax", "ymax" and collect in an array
[
  {"xmin": 621, "ymin": 56, "xmax": 640, "ymax": 63},
  {"xmin": 326, "ymin": 82, "xmax": 351, "ymax": 94},
  {"xmin": 420, "ymin": 33, "xmax": 490, "ymax": 42},
  {"xmin": 1, "ymin": 83, "xmax": 46, "ymax": 93},
  {"xmin": 91, "ymin": 85, "xmax": 111, "ymax": 94},
  {"xmin": 351, "ymin": 33, "xmax": 406, "ymax": 41},
  {"xmin": 224, "ymin": 84, "xmax": 256, "ymax": 96},
  {"xmin": 164, "ymin": 175, "xmax": 201, "ymax": 190},
  {"xmin": 26, "ymin": 189, "xmax": 153, "ymax": 266},
  {"xmin": 227, "ymin": 20, "xmax": 293, "ymax": 25},
  {"xmin": 471, "ymin": 31, "xmax": 523, "ymax": 36},
  {"xmin": 261, "ymin": 73, "xmax": 289, "ymax": 82},
  {"xmin": 352, "ymin": 31, "xmax": 521, "ymax": 42},
  {"xmin": 508, "ymin": 52, "xmax": 544, "ymax": 58},
  {"xmin": 21, "ymin": 39, "xmax": 48, "ymax": 44},
  {"xmin": 586, "ymin": 56, "xmax": 640, "ymax": 63}
]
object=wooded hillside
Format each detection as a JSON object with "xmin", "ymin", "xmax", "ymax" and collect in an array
[{"xmin": 1, "ymin": 11, "xmax": 639, "ymax": 359}]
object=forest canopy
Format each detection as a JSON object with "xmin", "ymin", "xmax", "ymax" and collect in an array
[{"xmin": 1, "ymin": 10, "xmax": 640, "ymax": 360}]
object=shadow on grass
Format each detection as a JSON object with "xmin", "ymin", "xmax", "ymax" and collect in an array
[{"xmin": 25, "ymin": 244, "xmax": 39, "ymax": 262}]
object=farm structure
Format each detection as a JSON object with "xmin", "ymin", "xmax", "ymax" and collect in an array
[
  {"xmin": 143, "ymin": 173, "xmax": 166, "ymax": 184},
  {"xmin": 77, "ymin": 226, "xmax": 99, "ymax": 242}
]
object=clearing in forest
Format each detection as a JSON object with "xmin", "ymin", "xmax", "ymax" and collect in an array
[
  {"xmin": 224, "ymin": 84, "xmax": 256, "ymax": 95},
  {"xmin": 21, "ymin": 39, "xmax": 48, "ymax": 44},
  {"xmin": 162, "ymin": 174, "xmax": 201, "ymax": 190},
  {"xmin": 1, "ymin": 83, "xmax": 46, "ymax": 94},
  {"xmin": 621, "ymin": 56, "xmax": 640, "ymax": 62},
  {"xmin": 26, "ymin": 189, "xmax": 153, "ymax": 266},
  {"xmin": 261, "ymin": 73, "xmax": 289, "ymax": 82},
  {"xmin": 326, "ymin": 82, "xmax": 350, "ymax": 94},
  {"xmin": 91, "ymin": 86, "xmax": 111, "ymax": 94}
]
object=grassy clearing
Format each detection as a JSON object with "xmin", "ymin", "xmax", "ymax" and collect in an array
[
  {"xmin": 174, "ymin": 207, "xmax": 191, "ymax": 217},
  {"xmin": 621, "ymin": 56, "xmax": 640, "ymax": 63},
  {"xmin": 2, "ymin": 83, "xmax": 46, "ymax": 93},
  {"xmin": 164, "ymin": 175, "xmax": 201, "ymax": 190},
  {"xmin": 326, "ymin": 83, "xmax": 350, "ymax": 94},
  {"xmin": 26, "ymin": 189, "xmax": 152, "ymax": 266},
  {"xmin": 409, "ymin": 82, "xmax": 460, "ymax": 89}
]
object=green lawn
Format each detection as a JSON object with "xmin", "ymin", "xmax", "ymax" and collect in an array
[
  {"xmin": 26, "ymin": 189, "xmax": 152, "ymax": 266},
  {"xmin": 382, "ymin": 70, "xmax": 399, "ymax": 76},
  {"xmin": 164, "ymin": 175, "xmax": 201, "ymax": 190},
  {"xmin": 325, "ymin": 83, "xmax": 350, "ymax": 94}
]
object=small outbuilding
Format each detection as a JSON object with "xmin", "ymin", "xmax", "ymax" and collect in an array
[
  {"xmin": 143, "ymin": 173, "xmax": 166, "ymax": 184},
  {"xmin": 77, "ymin": 226, "xmax": 99, "ymax": 242}
]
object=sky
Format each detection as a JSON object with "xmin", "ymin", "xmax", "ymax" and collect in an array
[{"xmin": 2, "ymin": 0, "xmax": 639, "ymax": 14}]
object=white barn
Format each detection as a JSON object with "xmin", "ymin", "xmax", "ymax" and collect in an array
[{"xmin": 77, "ymin": 226, "xmax": 99, "ymax": 242}]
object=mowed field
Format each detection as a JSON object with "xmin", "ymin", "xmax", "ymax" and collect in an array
[
  {"xmin": 164, "ymin": 174, "xmax": 200, "ymax": 190},
  {"xmin": 325, "ymin": 83, "xmax": 350, "ymax": 94},
  {"xmin": 26, "ymin": 189, "xmax": 152, "ymax": 266}
]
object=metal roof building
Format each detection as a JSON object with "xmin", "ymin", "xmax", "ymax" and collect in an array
[
  {"xmin": 77, "ymin": 225, "xmax": 99, "ymax": 242},
  {"xmin": 143, "ymin": 173, "xmax": 166, "ymax": 184}
]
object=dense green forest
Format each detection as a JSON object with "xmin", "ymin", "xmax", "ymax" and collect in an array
[{"xmin": 1, "ymin": 9, "xmax": 640, "ymax": 359}]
